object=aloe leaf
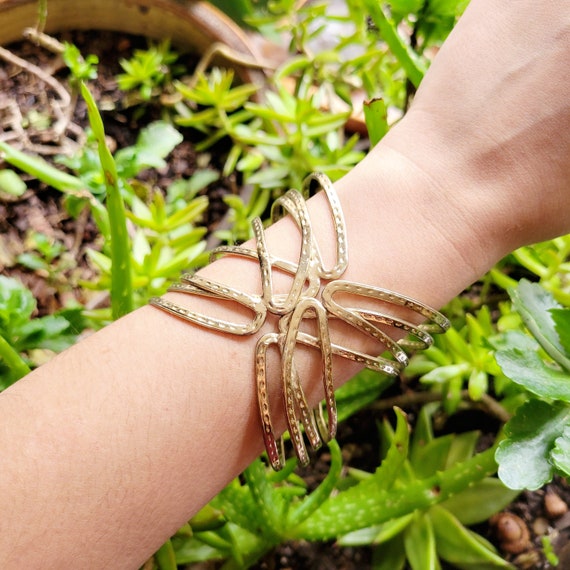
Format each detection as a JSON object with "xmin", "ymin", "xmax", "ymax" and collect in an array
[
  {"xmin": 154, "ymin": 538, "xmax": 177, "ymax": 570},
  {"xmin": 212, "ymin": 479, "xmax": 260, "ymax": 536},
  {"xmin": 372, "ymin": 535, "xmax": 407, "ymax": 570},
  {"xmin": 430, "ymin": 505, "xmax": 512, "ymax": 569},
  {"xmin": 495, "ymin": 346, "xmax": 570, "ymax": 401},
  {"xmin": 445, "ymin": 430, "xmax": 479, "ymax": 469},
  {"xmin": 509, "ymin": 280, "xmax": 570, "ymax": 371},
  {"xmin": 496, "ymin": 399, "xmax": 570, "ymax": 489},
  {"xmin": 440, "ymin": 478, "xmax": 519, "ymax": 525},
  {"xmin": 287, "ymin": 438, "xmax": 342, "ymax": 528},
  {"xmin": 336, "ymin": 369, "xmax": 394, "ymax": 423},
  {"xmin": 243, "ymin": 457, "xmax": 287, "ymax": 538},
  {"xmin": 80, "ymin": 82, "xmax": 133, "ymax": 319},
  {"xmin": 296, "ymin": 446, "xmax": 497, "ymax": 540},
  {"xmin": 404, "ymin": 512, "xmax": 438, "ymax": 570}
]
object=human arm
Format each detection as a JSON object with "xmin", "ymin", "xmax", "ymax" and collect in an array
[{"xmin": 0, "ymin": 1, "xmax": 568, "ymax": 568}]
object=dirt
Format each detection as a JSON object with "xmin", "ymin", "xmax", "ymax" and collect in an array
[{"xmin": 1, "ymin": 28, "xmax": 569, "ymax": 570}]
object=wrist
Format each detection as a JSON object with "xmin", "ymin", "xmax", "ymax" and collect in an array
[{"xmin": 332, "ymin": 126, "xmax": 512, "ymax": 308}]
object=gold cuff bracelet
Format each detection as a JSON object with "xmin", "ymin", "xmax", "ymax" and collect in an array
[{"xmin": 150, "ymin": 172, "xmax": 449, "ymax": 471}]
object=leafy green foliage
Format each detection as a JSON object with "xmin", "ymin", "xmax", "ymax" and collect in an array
[
  {"xmin": 407, "ymin": 306, "xmax": 513, "ymax": 412},
  {"xmin": 0, "ymin": 276, "xmax": 85, "ymax": 388},
  {"xmin": 16, "ymin": 231, "xmax": 78, "ymax": 289},
  {"xmin": 169, "ymin": 439, "xmax": 344, "ymax": 567},
  {"xmin": 62, "ymin": 42, "xmax": 99, "ymax": 85},
  {"xmin": 491, "ymin": 235, "xmax": 570, "ymax": 305},
  {"xmin": 117, "ymin": 40, "xmax": 179, "ymax": 100},
  {"xmin": 309, "ymin": 406, "xmax": 516, "ymax": 569},
  {"xmin": 495, "ymin": 280, "xmax": 570, "ymax": 489}
]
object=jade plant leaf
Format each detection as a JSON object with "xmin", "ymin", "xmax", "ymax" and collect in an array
[
  {"xmin": 495, "ymin": 399, "xmax": 570, "ymax": 489},
  {"xmin": 495, "ymin": 280, "xmax": 570, "ymax": 489},
  {"xmin": 551, "ymin": 424, "xmax": 570, "ymax": 476},
  {"xmin": 509, "ymin": 279, "xmax": 570, "ymax": 371},
  {"xmin": 495, "ymin": 347, "xmax": 570, "ymax": 401},
  {"xmin": 551, "ymin": 308, "xmax": 570, "ymax": 357}
]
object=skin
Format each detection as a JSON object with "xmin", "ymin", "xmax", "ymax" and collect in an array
[{"xmin": 0, "ymin": 0, "xmax": 568, "ymax": 567}]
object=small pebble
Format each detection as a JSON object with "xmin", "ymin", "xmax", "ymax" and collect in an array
[
  {"xmin": 490, "ymin": 512, "xmax": 532, "ymax": 554},
  {"xmin": 532, "ymin": 516, "xmax": 550, "ymax": 536},
  {"xmin": 545, "ymin": 492, "xmax": 568, "ymax": 519}
]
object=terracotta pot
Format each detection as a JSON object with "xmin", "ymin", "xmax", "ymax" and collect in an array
[{"xmin": 0, "ymin": 0, "xmax": 264, "ymax": 83}]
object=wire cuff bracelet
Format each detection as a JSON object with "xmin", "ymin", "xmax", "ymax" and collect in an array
[{"xmin": 150, "ymin": 172, "xmax": 450, "ymax": 471}]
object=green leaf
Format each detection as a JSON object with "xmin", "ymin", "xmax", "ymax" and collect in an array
[
  {"xmin": 363, "ymin": 0, "xmax": 427, "ymax": 88},
  {"xmin": 0, "ymin": 333, "xmax": 30, "ymax": 387},
  {"xmin": 372, "ymin": 535, "xmax": 407, "ymax": 570},
  {"xmin": 134, "ymin": 121, "xmax": 184, "ymax": 169},
  {"xmin": 430, "ymin": 506, "xmax": 511, "ymax": 569},
  {"xmin": 440, "ymin": 478, "xmax": 519, "ymax": 526},
  {"xmin": 551, "ymin": 308, "xmax": 570, "ymax": 358},
  {"xmin": 287, "ymin": 439, "xmax": 343, "ymax": 528},
  {"xmin": 496, "ymin": 399, "xmax": 570, "ymax": 489},
  {"xmin": 428, "ymin": 0, "xmax": 469, "ymax": 17},
  {"xmin": 0, "ymin": 140, "xmax": 85, "ymax": 195},
  {"xmin": 335, "ymin": 368, "xmax": 394, "ymax": 422},
  {"xmin": 496, "ymin": 346, "xmax": 570, "ymax": 400},
  {"xmin": 0, "ymin": 169, "xmax": 27, "ymax": 196},
  {"xmin": 404, "ymin": 512, "xmax": 438, "ymax": 570},
  {"xmin": 80, "ymin": 82, "xmax": 133, "ymax": 319},
  {"xmin": 363, "ymin": 98, "xmax": 389, "ymax": 146},
  {"xmin": 551, "ymin": 425, "xmax": 570, "ymax": 478},
  {"xmin": 155, "ymin": 539, "xmax": 177, "ymax": 570},
  {"xmin": 509, "ymin": 280, "xmax": 570, "ymax": 371},
  {"xmin": 243, "ymin": 458, "xmax": 287, "ymax": 539},
  {"xmin": 390, "ymin": 0, "xmax": 425, "ymax": 15}
]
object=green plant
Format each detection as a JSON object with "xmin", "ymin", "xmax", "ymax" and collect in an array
[
  {"xmin": 61, "ymin": 42, "xmax": 99, "ymax": 85},
  {"xmin": 0, "ymin": 116, "xmax": 209, "ymax": 315},
  {"xmin": 117, "ymin": 39, "xmax": 180, "ymax": 101},
  {"xmin": 17, "ymin": 231, "xmax": 76, "ymax": 287},
  {"xmin": 303, "ymin": 405, "xmax": 516, "ymax": 570},
  {"xmin": 152, "ymin": 405, "xmax": 514, "ymax": 569},
  {"xmin": 176, "ymin": 68, "xmax": 363, "ymax": 194},
  {"xmin": 0, "ymin": 276, "xmax": 85, "ymax": 388},
  {"xmin": 79, "ymin": 81, "xmax": 133, "ymax": 319},
  {"xmin": 406, "ymin": 306, "xmax": 516, "ymax": 414},
  {"xmin": 495, "ymin": 279, "xmax": 570, "ymax": 490},
  {"xmin": 491, "ymin": 235, "xmax": 570, "ymax": 306}
]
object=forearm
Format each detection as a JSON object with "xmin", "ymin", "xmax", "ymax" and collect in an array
[{"xmin": 0, "ymin": 136, "xmax": 508, "ymax": 569}]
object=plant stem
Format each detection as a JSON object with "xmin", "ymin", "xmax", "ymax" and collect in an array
[
  {"xmin": 371, "ymin": 389, "xmax": 511, "ymax": 423},
  {"xmin": 363, "ymin": 0, "xmax": 427, "ymax": 88},
  {"xmin": 0, "ymin": 334, "xmax": 31, "ymax": 388},
  {"xmin": 80, "ymin": 82, "xmax": 134, "ymax": 319}
]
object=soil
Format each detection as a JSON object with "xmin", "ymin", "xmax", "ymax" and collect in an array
[{"xmin": 1, "ymin": 28, "xmax": 569, "ymax": 570}]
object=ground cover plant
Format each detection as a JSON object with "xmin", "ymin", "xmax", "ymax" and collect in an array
[{"xmin": 0, "ymin": 0, "xmax": 569, "ymax": 568}]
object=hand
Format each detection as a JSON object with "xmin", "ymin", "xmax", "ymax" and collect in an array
[{"xmin": 381, "ymin": 0, "xmax": 570, "ymax": 248}]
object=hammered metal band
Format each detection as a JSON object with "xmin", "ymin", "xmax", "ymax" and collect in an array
[{"xmin": 150, "ymin": 172, "xmax": 449, "ymax": 471}]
